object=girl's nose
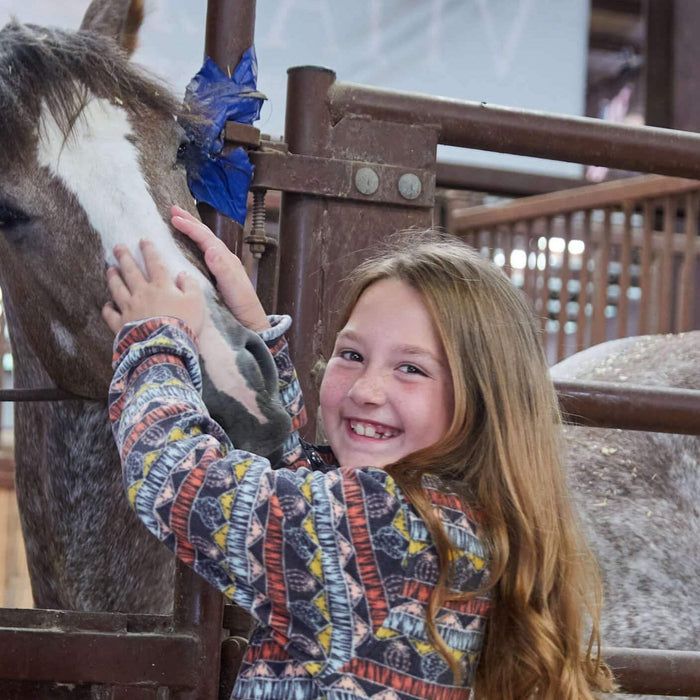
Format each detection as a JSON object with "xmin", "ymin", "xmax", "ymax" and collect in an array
[{"xmin": 347, "ymin": 371, "xmax": 386, "ymax": 405}]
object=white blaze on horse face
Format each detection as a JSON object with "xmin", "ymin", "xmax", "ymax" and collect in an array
[
  {"xmin": 37, "ymin": 95, "xmax": 267, "ymax": 423},
  {"xmin": 37, "ymin": 97, "xmax": 204, "ymax": 279}
]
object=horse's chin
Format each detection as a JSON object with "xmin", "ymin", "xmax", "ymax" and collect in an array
[{"xmin": 56, "ymin": 372, "xmax": 112, "ymax": 402}]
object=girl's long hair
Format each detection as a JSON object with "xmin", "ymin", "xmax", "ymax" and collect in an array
[{"xmin": 337, "ymin": 232, "xmax": 614, "ymax": 698}]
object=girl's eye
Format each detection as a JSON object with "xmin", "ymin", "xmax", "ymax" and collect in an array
[
  {"xmin": 398, "ymin": 363, "xmax": 427, "ymax": 376},
  {"xmin": 339, "ymin": 350, "xmax": 363, "ymax": 362}
]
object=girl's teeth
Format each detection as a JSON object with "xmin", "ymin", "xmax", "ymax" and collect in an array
[{"xmin": 350, "ymin": 421, "xmax": 396, "ymax": 439}]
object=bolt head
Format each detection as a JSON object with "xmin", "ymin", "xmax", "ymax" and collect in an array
[
  {"xmin": 398, "ymin": 173, "xmax": 422, "ymax": 200},
  {"xmin": 355, "ymin": 167, "xmax": 379, "ymax": 195}
]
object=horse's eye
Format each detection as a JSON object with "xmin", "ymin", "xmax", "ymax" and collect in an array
[
  {"xmin": 176, "ymin": 137, "xmax": 190, "ymax": 163},
  {"xmin": 0, "ymin": 203, "xmax": 29, "ymax": 230}
]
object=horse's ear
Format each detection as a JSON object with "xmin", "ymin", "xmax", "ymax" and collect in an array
[{"xmin": 80, "ymin": 0, "xmax": 145, "ymax": 57}]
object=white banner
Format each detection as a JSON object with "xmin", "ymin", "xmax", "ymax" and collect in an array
[{"xmin": 1, "ymin": 0, "xmax": 589, "ymax": 176}]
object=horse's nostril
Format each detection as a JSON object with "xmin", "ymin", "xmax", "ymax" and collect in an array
[{"xmin": 245, "ymin": 333, "xmax": 278, "ymax": 394}]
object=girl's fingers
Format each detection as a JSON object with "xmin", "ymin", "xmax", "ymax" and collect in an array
[
  {"xmin": 170, "ymin": 204, "xmax": 198, "ymax": 223},
  {"xmin": 172, "ymin": 213, "xmax": 223, "ymax": 252},
  {"xmin": 101, "ymin": 301, "xmax": 122, "ymax": 334},
  {"xmin": 202, "ymin": 248, "xmax": 269, "ymax": 331},
  {"xmin": 140, "ymin": 239, "xmax": 169, "ymax": 285},
  {"xmin": 176, "ymin": 270, "xmax": 197, "ymax": 295},
  {"xmin": 113, "ymin": 244, "xmax": 146, "ymax": 291},
  {"xmin": 106, "ymin": 266, "xmax": 130, "ymax": 305},
  {"xmin": 204, "ymin": 248, "xmax": 239, "ymax": 303}
]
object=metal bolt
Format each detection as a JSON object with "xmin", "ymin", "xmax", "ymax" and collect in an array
[
  {"xmin": 245, "ymin": 189, "xmax": 267, "ymax": 259},
  {"xmin": 398, "ymin": 173, "xmax": 422, "ymax": 200},
  {"xmin": 355, "ymin": 167, "xmax": 379, "ymax": 195}
]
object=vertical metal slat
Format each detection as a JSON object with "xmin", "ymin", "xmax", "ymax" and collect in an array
[
  {"xmin": 617, "ymin": 201, "xmax": 633, "ymax": 338},
  {"xmin": 591, "ymin": 208, "xmax": 611, "ymax": 345},
  {"xmin": 557, "ymin": 213, "xmax": 572, "ymax": 361},
  {"xmin": 576, "ymin": 209, "xmax": 592, "ymax": 352},
  {"xmin": 677, "ymin": 191, "xmax": 698, "ymax": 331},
  {"xmin": 658, "ymin": 196, "xmax": 675, "ymax": 333},
  {"xmin": 539, "ymin": 218, "xmax": 553, "ymax": 335},
  {"xmin": 638, "ymin": 199, "xmax": 654, "ymax": 335}
]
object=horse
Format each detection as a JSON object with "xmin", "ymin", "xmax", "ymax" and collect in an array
[
  {"xmin": 552, "ymin": 331, "xmax": 699, "ymax": 699},
  {"xmin": 0, "ymin": 0, "xmax": 290, "ymax": 614}
]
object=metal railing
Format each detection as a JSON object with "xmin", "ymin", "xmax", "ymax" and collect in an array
[{"xmin": 445, "ymin": 175, "xmax": 699, "ymax": 362}]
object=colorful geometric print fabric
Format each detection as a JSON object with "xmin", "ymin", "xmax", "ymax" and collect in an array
[{"xmin": 109, "ymin": 317, "xmax": 491, "ymax": 700}]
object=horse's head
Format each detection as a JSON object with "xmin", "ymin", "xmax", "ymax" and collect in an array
[{"xmin": 0, "ymin": 0, "xmax": 291, "ymax": 457}]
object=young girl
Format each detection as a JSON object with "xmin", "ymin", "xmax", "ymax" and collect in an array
[{"xmin": 104, "ymin": 209, "xmax": 614, "ymax": 699}]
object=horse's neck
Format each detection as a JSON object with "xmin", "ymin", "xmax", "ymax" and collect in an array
[
  {"xmin": 3, "ymin": 294, "xmax": 54, "ymax": 389},
  {"xmin": 8, "ymin": 320, "xmax": 175, "ymax": 612}
]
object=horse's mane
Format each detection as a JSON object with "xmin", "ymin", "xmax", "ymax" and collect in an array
[{"xmin": 0, "ymin": 20, "xmax": 181, "ymax": 166}]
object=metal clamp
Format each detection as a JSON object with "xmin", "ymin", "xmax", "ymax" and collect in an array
[{"xmin": 247, "ymin": 149, "xmax": 435, "ymax": 208}]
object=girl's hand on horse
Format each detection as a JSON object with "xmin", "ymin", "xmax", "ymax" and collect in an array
[
  {"xmin": 102, "ymin": 240, "xmax": 206, "ymax": 337},
  {"xmin": 171, "ymin": 205, "xmax": 271, "ymax": 333}
]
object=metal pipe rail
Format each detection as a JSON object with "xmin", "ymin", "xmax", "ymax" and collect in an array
[
  {"xmin": 555, "ymin": 382, "xmax": 700, "ymax": 435},
  {"xmin": 3, "ymin": 384, "xmax": 698, "ymax": 434},
  {"xmin": 448, "ymin": 173, "xmax": 700, "ymax": 230},
  {"xmin": 0, "ymin": 611, "xmax": 198, "ymax": 688},
  {"xmin": 328, "ymin": 80, "xmax": 700, "ymax": 179},
  {"xmin": 605, "ymin": 648, "xmax": 700, "ymax": 696}
]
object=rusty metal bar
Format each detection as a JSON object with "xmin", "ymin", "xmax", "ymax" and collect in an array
[
  {"xmin": 539, "ymin": 218, "xmax": 552, "ymax": 334},
  {"xmin": 449, "ymin": 174, "xmax": 700, "ymax": 231},
  {"xmin": 171, "ymin": 561, "xmax": 225, "ymax": 700},
  {"xmin": 1, "ymin": 382, "xmax": 695, "ymax": 436},
  {"xmin": 250, "ymin": 150, "xmax": 435, "ymax": 207},
  {"xmin": 0, "ymin": 388, "xmax": 80, "ymax": 402},
  {"xmin": 659, "ymin": 196, "xmax": 675, "ymax": 334},
  {"xmin": 490, "ymin": 212, "xmax": 690, "ymax": 254},
  {"xmin": 522, "ymin": 221, "xmax": 536, "ymax": 304},
  {"xmin": 617, "ymin": 202, "xmax": 633, "ymax": 338},
  {"xmin": 591, "ymin": 208, "xmax": 611, "ymax": 345},
  {"xmin": 328, "ymin": 80, "xmax": 700, "ymax": 179},
  {"xmin": 0, "ymin": 629, "xmax": 198, "ymax": 686},
  {"xmin": 276, "ymin": 66, "xmax": 336, "ymax": 439},
  {"xmin": 557, "ymin": 214, "xmax": 572, "ymax": 361},
  {"xmin": 556, "ymin": 381, "xmax": 700, "ymax": 434},
  {"xmin": 677, "ymin": 191, "xmax": 698, "ymax": 331},
  {"xmin": 576, "ymin": 210, "xmax": 592, "ymax": 352},
  {"xmin": 200, "ymin": 0, "xmax": 258, "ymax": 259},
  {"xmin": 0, "ymin": 607, "xmax": 197, "ymax": 687},
  {"xmin": 436, "ymin": 160, "xmax": 584, "ymax": 196},
  {"xmin": 172, "ymin": 3, "xmax": 260, "ymax": 697},
  {"xmin": 604, "ymin": 647, "xmax": 700, "ymax": 696},
  {"xmin": 501, "ymin": 224, "xmax": 513, "ymax": 278},
  {"xmin": 639, "ymin": 199, "xmax": 654, "ymax": 335},
  {"xmin": 204, "ymin": 0, "xmax": 256, "ymax": 75}
]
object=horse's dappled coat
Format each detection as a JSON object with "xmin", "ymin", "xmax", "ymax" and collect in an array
[{"xmin": 0, "ymin": 2, "xmax": 290, "ymax": 616}]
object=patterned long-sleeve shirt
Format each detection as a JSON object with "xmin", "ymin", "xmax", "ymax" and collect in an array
[{"xmin": 109, "ymin": 316, "xmax": 490, "ymax": 700}]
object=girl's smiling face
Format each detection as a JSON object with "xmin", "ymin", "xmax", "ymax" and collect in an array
[{"xmin": 319, "ymin": 278, "xmax": 454, "ymax": 469}]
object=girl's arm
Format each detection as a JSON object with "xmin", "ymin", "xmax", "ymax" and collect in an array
[{"xmin": 109, "ymin": 315, "xmax": 410, "ymax": 677}]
